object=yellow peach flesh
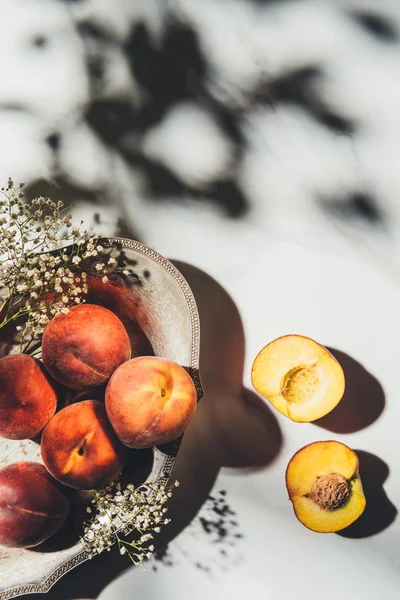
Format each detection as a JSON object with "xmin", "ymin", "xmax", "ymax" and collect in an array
[
  {"xmin": 286, "ymin": 440, "xmax": 358, "ymax": 497},
  {"xmin": 251, "ymin": 335, "xmax": 345, "ymax": 422},
  {"xmin": 291, "ymin": 478, "xmax": 365, "ymax": 533},
  {"xmin": 286, "ymin": 441, "xmax": 366, "ymax": 533}
]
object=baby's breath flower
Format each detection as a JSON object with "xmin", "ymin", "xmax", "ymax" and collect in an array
[
  {"xmin": 81, "ymin": 479, "xmax": 177, "ymax": 566},
  {"xmin": 0, "ymin": 179, "xmax": 118, "ymax": 350}
]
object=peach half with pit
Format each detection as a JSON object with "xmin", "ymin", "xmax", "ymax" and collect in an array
[
  {"xmin": 42, "ymin": 303, "xmax": 131, "ymax": 391},
  {"xmin": 105, "ymin": 356, "xmax": 197, "ymax": 449},
  {"xmin": 251, "ymin": 335, "xmax": 345, "ymax": 422},
  {"xmin": 285, "ymin": 441, "xmax": 366, "ymax": 533},
  {"xmin": 0, "ymin": 354, "xmax": 58, "ymax": 440},
  {"xmin": 41, "ymin": 400, "xmax": 128, "ymax": 490},
  {"xmin": 0, "ymin": 462, "xmax": 70, "ymax": 548}
]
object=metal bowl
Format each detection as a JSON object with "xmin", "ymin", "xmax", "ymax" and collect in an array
[{"xmin": 0, "ymin": 238, "xmax": 203, "ymax": 599}]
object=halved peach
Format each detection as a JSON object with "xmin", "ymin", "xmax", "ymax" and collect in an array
[
  {"xmin": 286, "ymin": 441, "xmax": 366, "ymax": 533},
  {"xmin": 251, "ymin": 335, "xmax": 345, "ymax": 422}
]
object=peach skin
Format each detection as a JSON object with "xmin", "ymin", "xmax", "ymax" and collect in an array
[
  {"xmin": 86, "ymin": 274, "xmax": 154, "ymax": 357},
  {"xmin": 41, "ymin": 400, "xmax": 128, "ymax": 490},
  {"xmin": 0, "ymin": 354, "xmax": 58, "ymax": 440},
  {"xmin": 251, "ymin": 334, "xmax": 345, "ymax": 422},
  {"xmin": 105, "ymin": 356, "xmax": 197, "ymax": 449},
  {"xmin": 0, "ymin": 462, "xmax": 70, "ymax": 548},
  {"xmin": 41, "ymin": 303, "xmax": 131, "ymax": 391},
  {"xmin": 286, "ymin": 441, "xmax": 366, "ymax": 533}
]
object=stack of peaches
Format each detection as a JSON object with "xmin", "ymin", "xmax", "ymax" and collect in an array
[{"xmin": 0, "ymin": 303, "xmax": 197, "ymax": 549}]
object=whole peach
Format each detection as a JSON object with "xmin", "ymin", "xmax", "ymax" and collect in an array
[
  {"xmin": 0, "ymin": 462, "xmax": 70, "ymax": 548},
  {"xmin": 86, "ymin": 274, "xmax": 154, "ymax": 357},
  {"xmin": 41, "ymin": 400, "xmax": 128, "ymax": 490},
  {"xmin": 105, "ymin": 356, "xmax": 197, "ymax": 449},
  {"xmin": 0, "ymin": 354, "xmax": 58, "ymax": 440},
  {"xmin": 42, "ymin": 304, "xmax": 131, "ymax": 391}
]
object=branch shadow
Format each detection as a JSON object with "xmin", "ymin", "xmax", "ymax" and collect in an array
[
  {"xmin": 313, "ymin": 348, "xmax": 385, "ymax": 433},
  {"xmin": 348, "ymin": 10, "xmax": 399, "ymax": 43},
  {"xmin": 22, "ymin": 261, "xmax": 282, "ymax": 600},
  {"xmin": 337, "ymin": 450, "xmax": 397, "ymax": 539}
]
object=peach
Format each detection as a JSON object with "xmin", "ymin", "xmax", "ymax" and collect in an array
[
  {"xmin": 41, "ymin": 400, "xmax": 128, "ymax": 490},
  {"xmin": 0, "ymin": 462, "xmax": 70, "ymax": 548},
  {"xmin": 42, "ymin": 303, "xmax": 131, "ymax": 391},
  {"xmin": 251, "ymin": 334, "xmax": 345, "ymax": 422},
  {"xmin": 86, "ymin": 274, "xmax": 154, "ymax": 357},
  {"xmin": 286, "ymin": 441, "xmax": 366, "ymax": 533},
  {"xmin": 0, "ymin": 354, "xmax": 58, "ymax": 440},
  {"xmin": 105, "ymin": 356, "xmax": 197, "ymax": 448}
]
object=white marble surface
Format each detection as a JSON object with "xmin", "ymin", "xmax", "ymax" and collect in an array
[{"xmin": 1, "ymin": 1, "xmax": 400, "ymax": 599}]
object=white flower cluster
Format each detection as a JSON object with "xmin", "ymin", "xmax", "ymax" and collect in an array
[
  {"xmin": 0, "ymin": 178, "xmax": 110, "ymax": 346},
  {"xmin": 81, "ymin": 479, "xmax": 179, "ymax": 566}
]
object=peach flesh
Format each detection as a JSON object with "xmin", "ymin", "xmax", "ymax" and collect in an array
[
  {"xmin": 251, "ymin": 334, "xmax": 345, "ymax": 422},
  {"xmin": 41, "ymin": 400, "xmax": 128, "ymax": 490},
  {"xmin": 286, "ymin": 441, "xmax": 366, "ymax": 533},
  {"xmin": 42, "ymin": 303, "xmax": 131, "ymax": 391},
  {"xmin": 0, "ymin": 462, "xmax": 70, "ymax": 548},
  {"xmin": 105, "ymin": 356, "xmax": 197, "ymax": 449},
  {"xmin": 0, "ymin": 354, "xmax": 58, "ymax": 440}
]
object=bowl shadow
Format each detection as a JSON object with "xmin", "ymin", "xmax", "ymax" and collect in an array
[
  {"xmin": 337, "ymin": 450, "xmax": 397, "ymax": 539},
  {"xmin": 313, "ymin": 348, "xmax": 385, "ymax": 433},
  {"xmin": 158, "ymin": 261, "xmax": 283, "ymax": 543},
  {"xmin": 23, "ymin": 261, "xmax": 283, "ymax": 599}
]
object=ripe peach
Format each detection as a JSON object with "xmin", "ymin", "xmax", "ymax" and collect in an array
[
  {"xmin": 251, "ymin": 334, "xmax": 345, "ymax": 422},
  {"xmin": 0, "ymin": 354, "xmax": 58, "ymax": 440},
  {"xmin": 42, "ymin": 304, "xmax": 131, "ymax": 391},
  {"xmin": 41, "ymin": 400, "xmax": 128, "ymax": 490},
  {"xmin": 0, "ymin": 462, "xmax": 70, "ymax": 548},
  {"xmin": 105, "ymin": 356, "xmax": 197, "ymax": 449},
  {"xmin": 86, "ymin": 274, "xmax": 154, "ymax": 357},
  {"xmin": 286, "ymin": 441, "xmax": 366, "ymax": 533}
]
